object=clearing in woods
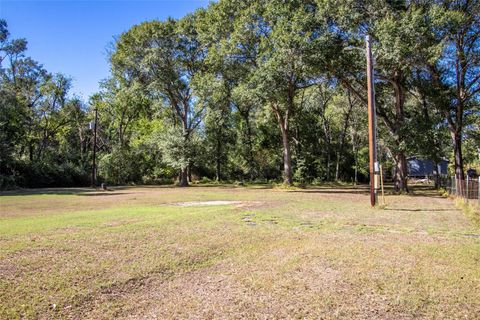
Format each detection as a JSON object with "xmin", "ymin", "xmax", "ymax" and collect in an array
[{"xmin": 0, "ymin": 185, "xmax": 479, "ymax": 319}]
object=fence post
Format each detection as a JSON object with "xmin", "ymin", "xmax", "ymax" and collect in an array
[
  {"xmin": 452, "ymin": 175, "xmax": 457, "ymax": 196},
  {"xmin": 457, "ymin": 176, "xmax": 459, "ymax": 196},
  {"xmin": 466, "ymin": 175, "xmax": 469, "ymax": 203}
]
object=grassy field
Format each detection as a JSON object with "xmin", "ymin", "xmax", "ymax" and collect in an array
[{"xmin": 1, "ymin": 185, "xmax": 479, "ymax": 319}]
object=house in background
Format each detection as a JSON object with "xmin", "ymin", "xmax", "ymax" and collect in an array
[
  {"xmin": 407, "ymin": 156, "xmax": 449, "ymax": 178},
  {"xmin": 467, "ymin": 168, "xmax": 478, "ymax": 178}
]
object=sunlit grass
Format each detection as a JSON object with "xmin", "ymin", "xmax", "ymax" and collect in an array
[{"xmin": 1, "ymin": 186, "xmax": 479, "ymax": 319}]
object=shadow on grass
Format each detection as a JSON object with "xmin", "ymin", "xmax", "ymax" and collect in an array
[
  {"xmin": 402, "ymin": 187, "xmax": 444, "ymax": 198},
  {"xmin": 384, "ymin": 208, "xmax": 459, "ymax": 212},
  {"xmin": 289, "ymin": 189, "xmax": 369, "ymax": 195},
  {"xmin": 190, "ymin": 183, "xmax": 275, "ymax": 189},
  {"xmin": 76, "ymin": 192, "xmax": 133, "ymax": 197},
  {"xmin": 0, "ymin": 188, "xmax": 97, "ymax": 197},
  {"xmin": 0, "ymin": 183, "xmax": 445, "ymax": 198},
  {"xmin": 0, "ymin": 184, "xmax": 261, "ymax": 197},
  {"xmin": 287, "ymin": 184, "xmax": 370, "ymax": 195}
]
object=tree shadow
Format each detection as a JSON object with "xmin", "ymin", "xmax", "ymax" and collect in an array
[
  {"xmin": 383, "ymin": 208, "xmax": 458, "ymax": 212},
  {"xmin": 1, "ymin": 188, "xmax": 97, "ymax": 197},
  {"xmin": 76, "ymin": 192, "xmax": 132, "ymax": 197},
  {"xmin": 189, "ymin": 184, "xmax": 275, "ymax": 189},
  {"xmin": 0, "ymin": 183, "xmax": 445, "ymax": 198},
  {"xmin": 289, "ymin": 189, "xmax": 369, "ymax": 195},
  {"xmin": 288, "ymin": 184, "xmax": 370, "ymax": 195},
  {"xmin": 405, "ymin": 192, "xmax": 444, "ymax": 198}
]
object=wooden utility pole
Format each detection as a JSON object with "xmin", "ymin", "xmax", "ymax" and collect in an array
[
  {"xmin": 91, "ymin": 108, "xmax": 98, "ymax": 188},
  {"xmin": 366, "ymin": 35, "xmax": 378, "ymax": 207}
]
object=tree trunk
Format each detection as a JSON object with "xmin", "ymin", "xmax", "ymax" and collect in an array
[
  {"xmin": 280, "ymin": 125, "xmax": 293, "ymax": 185},
  {"xmin": 246, "ymin": 120, "xmax": 255, "ymax": 180},
  {"xmin": 321, "ymin": 125, "xmax": 331, "ymax": 181},
  {"xmin": 433, "ymin": 162, "xmax": 440, "ymax": 189},
  {"xmin": 240, "ymin": 108, "xmax": 255, "ymax": 180},
  {"xmin": 215, "ymin": 145, "xmax": 221, "ymax": 182},
  {"xmin": 351, "ymin": 129, "xmax": 358, "ymax": 185},
  {"xmin": 179, "ymin": 167, "xmax": 189, "ymax": 187},
  {"xmin": 335, "ymin": 154, "xmax": 340, "ymax": 182},
  {"xmin": 391, "ymin": 74, "xmax": 409, "ymax": 192},
  {"xmin": 320, "ymin": 108, "xmax": 332, "ymax": 182},
  {"xmin": 273, "ymin": 106, "xmax": 293, "ymax": 185},
  {"xmin": 179, "ymin": 126, "xmax": 190, "ymax": 187},
  {"xmin": 326, "ymin": 152, "xmax": 331, "ymax": 181},
  {"xmin": 335, "ymin": 96, "xmax": 354, "ymax": 181},
  {"xmin": 394, "ymin": 151, "xmax": 409, "ymax": 192},
  {"xmin": 452, "ymin": 131, "xmax": 464, "ymax": 181},
  {"xmin": 354, "ymin": 154, "xmax": 358, "ymax": 185},
  {"xmin": 294, "ymin": 125, "xmax": 301, "ymax": 157},
  {"xmin": 187, "ymin": 164, "xmax": 192, "ymax": 183}
]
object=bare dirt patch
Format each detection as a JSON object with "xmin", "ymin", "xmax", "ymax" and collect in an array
[
  {"xmin": 1, "ymin": 185, "xmax": 479, "ymax": 319},
  {"xmin": 174, "ymin": 200, "xmax": 265, "ymax": 209},
  {"xmin": 175, "ymin": 200, "xmax": 243, "ymax": 206}
]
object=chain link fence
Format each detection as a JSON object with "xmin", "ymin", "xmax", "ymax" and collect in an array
[{"xmin": 445, "ymin": 176, "xmax": 480, "ymax": 207}]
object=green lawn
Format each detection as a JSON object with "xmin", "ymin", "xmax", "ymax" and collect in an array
[{"xmin": 1, "ymin": 185, "xmax": 479, "ymax": 319}]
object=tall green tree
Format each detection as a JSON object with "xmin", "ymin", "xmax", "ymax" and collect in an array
[
  {"xmin": 424, "ymin": 0, "xmax": 480, "ymax": 181},
  {"xmin": 1, "ymin": 20, "xmax": 90, "ymax": 188},
  {"xmin": 111, "ymin": 13, "xmax": 207, "ymax": 186},
  {"xmin": 219, "ymin": 0, "xmax": 340, "ymax": 185},
  {"xmin": 318, "ymin": 0, "xmax": 451, "ymax": 191}
]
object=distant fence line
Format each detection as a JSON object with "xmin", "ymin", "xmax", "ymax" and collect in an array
[{"xmin": 444, "ymin": 176, "xmax": 480, "ymax": 207}]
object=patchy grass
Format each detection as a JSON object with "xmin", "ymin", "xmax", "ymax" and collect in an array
[
  {"xmin": 455, "ymin": 198, "xmax": 480, "ymax": 228},
  {"xmin": 1, "ymin": 185, "xmax": 479, "ymax": 319}
]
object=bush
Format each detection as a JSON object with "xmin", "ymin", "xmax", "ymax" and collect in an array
[
  {"xmin": 0, "ymin": 174, "xmax": 17, "ymax": 190},
  {"xmin": 141, "ymin": 176, "xmax": 174, "ymax": 185},
  {"xmin": 198, "ymin": 177, "xmax": 213, "ymax": 184},
  {"xmin": 0, "ymin": 160, "xmax": 90, "ymax": 189},
  {"xmin": 98, "ymin": 148, "xmax": 142, "ymax": 185}
]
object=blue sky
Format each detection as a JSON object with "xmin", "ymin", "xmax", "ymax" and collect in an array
[{"xmin": 0, "ymin": 0, "xmax": 210, "ymax": 99}]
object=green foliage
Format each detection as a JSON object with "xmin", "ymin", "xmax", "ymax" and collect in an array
[
  {"xmin": 0, "ymin": 20, "xmax": 92, "ymax": 189},
  {"xmin": 98, "ymin": 148, "xmax": 136, "ymax": 185},
  {"xmin": 1, "ymin": 1, "xmax": 478, "ymax": 188},
  {"xmin": 156, "ymin": 127, "xmax": 196, "ymax": 172}
]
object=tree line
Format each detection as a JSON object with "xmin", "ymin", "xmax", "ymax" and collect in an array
[{"xmin": 1, "ymin": 0, "xmax": 479, "ymax": 190}]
